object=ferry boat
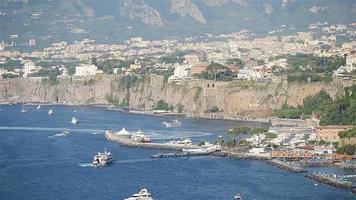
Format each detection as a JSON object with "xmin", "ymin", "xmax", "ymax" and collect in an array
[
  {"xmin": 48, "ymin": 109, "xmax": 54, "ymax": 115},
  {"xmin": 71, "ymin": 116, "xmax": 78, "ymax": 125},
  {"xmin": 124, "ymin": 188, "xmax": 153, "ymax": 200},
  {"xmin": 131, "ymin": 129, "xmax": 151, "ymax": 143},
  {"xmin": 92, "ymin": 149, "xmax": 114, "ymax": 167},
  {"xmin": 162, "ymin": 119, "xmax": 182, "ymax": 128}
]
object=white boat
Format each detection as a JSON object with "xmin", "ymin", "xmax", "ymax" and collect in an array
[
  {"xmin": 48, "ymin": 109, "xmax": 54, "ymax": 115},
  {"xmin": 131, "ymin": 129, "xmax": 151, "ymax": 143},
  {"xmin": 167, "ymin": 138, "xmax": 192, "ymax": 145},
  {"xmin": 21, "ymin": 105, "xmax": 27, "ymax": 113},
  {"xmin": 36, "ymin": 105, "xmax": 41, "ymax": 110},
  {"xmin": 71, "ymin": 116, "xmax": 78, "ymax": 125},
  {"xmin": 124, "ymin": 188, "xmax": 153, "ymax": 200},
  {"xmin": 234, "ymin": 193, "xmax": 242, "ymax": 200},
  {"xmin": 162, "ymin": 119, "xmax": 181, "ymax": 128},
  {"xmin": 92, "ymin": 149, "xmax": 114, "ymax": 167}
]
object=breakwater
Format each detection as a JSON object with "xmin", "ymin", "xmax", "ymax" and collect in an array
[
  {"xmin": 105, "ymin": 132, "xmax": 201, "ymax": 150},
  {"xmin": 266, "ymin": 159, "xmax": 307, "ymax": 173},
  {"xmin": 306, "ymin": 172, "xmax": 355, "ymax": 190}
]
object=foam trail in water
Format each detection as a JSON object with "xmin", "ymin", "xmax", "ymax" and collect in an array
[
  {"xmin": 78, "ymin": 163, "xmax": 94, "ymax": 167},
  {"xmin": 115, "ymin": 158, "xmax": 153, "ymax": 164},
  {"xmin": 0, "ymin": 126, "xmax": 104, "ymax": 134}
]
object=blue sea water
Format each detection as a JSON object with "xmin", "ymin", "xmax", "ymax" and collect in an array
[{"xmin": 0, "ymin": 104, "xmax": 354, "ymax": 200}]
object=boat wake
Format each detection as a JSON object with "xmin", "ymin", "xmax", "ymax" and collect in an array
[
  {"xmin": 0, "ymin": 126, "xmax": 104, "ymax": 134},
  {"xmin": 115, "ymin": 158, "xmax": 153, "ymax": 164},
  {"xmin": 48, "ymin": 133, "xmax": 69, "ymax": 138},
  {"xmin": 78, "ymin": 163, "xmax": 94, "ymax": 167}
]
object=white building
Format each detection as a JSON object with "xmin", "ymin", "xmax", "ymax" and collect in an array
[
  {"xmin": 237, "ymin": 69, "xmax": 253, "ymax": 80},
  {"xmin": 23, "ymin": 61, "xmax": 40, "ymax": 77},
  {"xmin": 75, "ymin": 64, "xmax": 103, "ymax": 76},
  {"xmin": 168, "ymin": 63, "xmax": 192, "ymax": 82},
  {"xmin": 346, "ymin": 54, "xmax": 356, "ymax": 67}
]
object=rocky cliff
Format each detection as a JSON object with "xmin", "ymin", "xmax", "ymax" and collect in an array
[{"xmin": 0, "ymin": 75, "xmax": 349, "ymax": 119}]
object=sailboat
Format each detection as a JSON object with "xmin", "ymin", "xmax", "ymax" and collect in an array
[
  {"xmin": 71, "ymin": 116, "xmax": 78, "ymax": 125},
  {"xmin": 36, "ymin": 105, "xmax": 41, "ymax": 110},
  {"xmin": 21, "ymin": 104, "xmax": 27, "ymax": 113},
  {"xmin": 48, "ymin": 109, "xmax": 54, "ymax": 115}
]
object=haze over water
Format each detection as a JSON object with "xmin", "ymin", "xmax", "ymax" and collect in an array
[{"xmin": 0, "ymin": 104, "xmax": 354, "ymax": 199}]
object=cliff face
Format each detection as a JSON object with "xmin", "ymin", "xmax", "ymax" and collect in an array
[{"xmin": 0, "ymin": 75, "xmax": 348, "ymax": 119}]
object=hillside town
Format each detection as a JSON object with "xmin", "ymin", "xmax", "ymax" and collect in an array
[{"xmin": 0, "ymin": 22, "xmax": 355, "ymax": 82}]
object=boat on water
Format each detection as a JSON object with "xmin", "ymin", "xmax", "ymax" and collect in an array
[
  {"xmin": 124, "ymin": 188, "xmax": 153, "ymax": 200},
  {"xmin": 48, "ymin": 109, "xmax": 54, "ymax": 115},
  {"xmin": 21, "ymin": 105, "xmax": 27, "ymax": 113},
  {"xmin": 162, "ymin": 119, "xmax": 182, "ymax": 128},
  {"xmin": 36, "ymin": 105, "xmax": 41, "ymax": 110},
  {"xmin": 234, "ymin": 193, "xmax": 242, "ymax": 200},
  {"xmin": 92, "ymin": 149, "xmax": 114, "ymax": 167},
  {"xmin": 131, "ymin": 129, "xmax": 151, "ymax": 143},
  {"xmin": 71, "ymin": 116, "xmax": 78, "ymax": 125}
]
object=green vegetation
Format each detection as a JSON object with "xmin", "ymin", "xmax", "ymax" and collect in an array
[
  {"xmin": 83, "ymin": 78, "xmax": 96, "ymax": 86},
  {"xmin": 338, "ymin": 128, "xmax": 356, "ymax": 139},
  {"xmin": 228, "ymin": 126, "xmax": 251, "ymax": 136},
  {"xmin": 105, "ymin": 94, "xmax": 129, "ymax": 108},
  {"xmin": 176, "ymin": 103, "xmax": 184, "ymax": 113},
  {"xmin": 0, "ymin": 59, "xmax": 23, "ymax": 69},
  {"xmin": 239, "ymin": 140, "xmax": 254, "ymax": 148},
  {"xmin": 30, "ymin": 67, "xmax": 62, "ymax": 77},
  {"xmin": 159, "ymin": 54, "xmax": 184, "ymax": 64},
  {"xmin": 336, "ymin": 144, "xmax": 355, "ymax": 155},
  {"xmin": 226, "ymin": 58, "xmax": 244, "ymax": 67},
  {"xmin": 274, "ymin": 85, "xmax": 356, "ymax": 125},
  {"xmin": 276, "ymin": 54, "xmax": 346, "ymax": 83},
  {"xmin": 42, "ymin": 75, "xmax": 59, "ymax": 86},
  {"xmin": 209, "ymin": 105, "xmax": 220, "ymax": 113},
  {"xmin": 154, "ymin": 100, "xmax": 173, "ymax": 111},
  {"xmin": 265, "ymin": 132, "xmax": 277, "ymax": 140},
  {"xmin": 193, "ymin": 86, "xmax": 202, "ymax": 101},
  {"xmin": 251, "ymin": 127, "xmax": 268, "ymax": 134},
  {"xmin": 194, "ymin": 62, "xmax": 234, "ymax": 81}
]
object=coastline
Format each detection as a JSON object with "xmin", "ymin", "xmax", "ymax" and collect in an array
[{"xmin": 0, "ymin": 101, "xmax": 272, "ymax": 125}]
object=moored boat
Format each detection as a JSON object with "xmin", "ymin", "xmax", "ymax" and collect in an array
[
  {"xmin": 234, "ymin": 193, "xmax": 242, "ymax": 200},
  {"xmin": 131, "ymin": 129, "xmax": 151, "ymax": 143},
  {"xmin": 48, "ymin": 109, "xmax": 54, "ymax": 115}
]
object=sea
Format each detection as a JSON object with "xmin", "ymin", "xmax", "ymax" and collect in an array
[{"xmin": 0, "ymin": 104, "xmax": 354, "ymax": 200}]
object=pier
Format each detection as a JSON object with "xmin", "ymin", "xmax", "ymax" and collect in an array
[
  {"xmin": 151, "ymin": 151, "xmax": 211, "ymax": 159},
  {"xmin": 266, "ymin": 159, "xmax": 307, "ymax": 173},
  {"xmin": 306, "ymin": 172, "xmax": 355, "ymax": 190},
  {"xmin": 105, "ymin": 132, "xmax": 202, "ymax": 151}
]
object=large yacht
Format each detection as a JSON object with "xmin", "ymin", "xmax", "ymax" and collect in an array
[
  {"xmin": 92, "ymin": 149, "xmax": 114, "ymax": 167},
  {"xmin": 124, "ymin": 188, "xmax": 153, "ymax": 200},
  {"xmin": 162, "ymin": 119, "xmax": 181, "ymax": 128}
]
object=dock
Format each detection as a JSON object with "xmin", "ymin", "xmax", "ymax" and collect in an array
[
  {"xmin": 151, "ymin": 151, "xmax": 211, "ymax": 159},
  {"xmin": 266, "ymin": 159, "xmax": 307, "ymax": 173},
  {"xmin": 306, "ymin": 172, "xmax": 355, "ymax": 190},
  {"xmin": 105, "ymin": 132, "xmax": 201, "ymax": 151}
]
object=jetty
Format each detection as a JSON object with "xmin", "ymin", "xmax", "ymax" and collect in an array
[
  {"xmin": 306, "ymin": 172, "xmax": 355, "ymax": 190},
  {"xmin": 105, "ymin": 131, "xmax": 201, "ymax": 150},
  {"xmin": 151, "ymin": 151, "xmax": 211, "ymax": 159},
  {"xmin": 266, "ymin": 159, "xmax": 307, "ymax": 173}
]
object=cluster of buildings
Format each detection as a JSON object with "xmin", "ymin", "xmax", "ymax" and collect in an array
[{"xmin": 0, "ymin": 23, "xmax": 355, "ymax": 81}]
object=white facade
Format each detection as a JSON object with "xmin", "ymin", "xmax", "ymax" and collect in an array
[
  {"xmin": 237, "ymin": 69, "xmax": 253, "ymax": 80},
  {"xmin": 346, "ymin": 54, "xmax": 356, "ymax": 67},
  {"xmin": 23, "ymin": 61, "xmax": 40, "ymax": 77},
  {"xmin": 75, "ymin": 64, "xmax": 102, "ymax": 76},
  {"xmin": 168, "ymin": 64, "xmax": 192, "ymax": 82}
]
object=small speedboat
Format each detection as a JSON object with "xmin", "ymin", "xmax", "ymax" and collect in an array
[
  {"xmin": 234, "ymin": 193, "xmax": 242, "ymax": 200},
  {"xmin": 21, "ymin": 105, "xmax": 27, "ymax": 113},
  {"xmin": 36, "ymin": 105, "xmax": 41, "ymax": 110},
  {"xmin": 162, "ymin": 119, "xmax": 182, "ymax": 128},
  {"xmin": 124, "ymin": 188, "xmax": 153, "ymax": 200},
  {"xmin": 48, "ymin": 109, "xmax": 54, "ymax": 115}
]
